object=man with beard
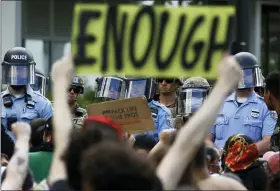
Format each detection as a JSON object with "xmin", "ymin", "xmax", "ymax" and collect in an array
[
  {"xmin": 68, "ymin": 76, "xmax": 87, "ymax": 128},
  {"xmin": 157, "ymin": 78, "xmax": 183, "ymax": 117},
  {"xmin": 1, "ymin": 47, "xmax": 53, "ymax": 141},
  {"xmin": 263, "ymin": 72, "xmax": 280, "ymax": 151}
]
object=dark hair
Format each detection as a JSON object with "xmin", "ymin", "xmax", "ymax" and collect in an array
[
  {"xmin": 1, "ymin": 124, "xmax": 14, "ymax": 159},
  {"xmin": 134, "ymin": 134, "xmax": 157, "ymax": 151},
  {"xmin": 63, "ymin": 121, "xmax": 121, "ymax": 190},
  {"xmin": 267, "ymin": 171, "xmax": 280, "ymax": 191},
  {"xmin": 222, "ymin": 135, "xmax": 268, "ymax": 190},
  {"xmin": 265, "ymin": 71, "xmax": 280, "ymax": 100},
  {"xmin": 206, "ymin": 146, "xmax": 219, "ymax": 163},
  {"xmin": 81, "ymin": 141, "xmax": 163, "ymax": 190},
  {"xmin": 30, "ymin": 118, "xmax": 48, "ymax": 147}
]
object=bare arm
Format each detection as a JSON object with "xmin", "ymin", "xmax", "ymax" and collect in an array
[
  {"xmin": 1, "ymin": 122, "xmax": 31, "ymax": 190},
  {"xmin": 156, "ymin": 56, "xmax": 242, "ymax": 190},
  {"xmin": 48, "ymin": 54, "xmax": 74, "ymax": 185},
  {"xmin": 256, "ymin": 136, "xmax": 271, "ymax": 155}
]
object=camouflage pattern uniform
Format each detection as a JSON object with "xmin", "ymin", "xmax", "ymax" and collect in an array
[
  {"xmin": 72, "ymin": 104, "xmax": 88, "ymax": 129},
  {"xmin": 270, "ymin": 113, "xmax": 280, "ymax": 151},
  {"xmin": 174, "ymin": 77, "xmax": 210, "ymax": 129}
]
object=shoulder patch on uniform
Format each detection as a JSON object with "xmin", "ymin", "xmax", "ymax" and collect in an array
[
  {"xmin": 271, "ymin": 111, "xmax": 278, "ymax": 120},
  {"xmin": 150, "ymin": 107, "xmax": 158, "ymax": 115}
]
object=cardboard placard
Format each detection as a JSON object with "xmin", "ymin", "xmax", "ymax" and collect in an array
[
  {"xmin": 87, "ymin": 97, "xmax": 155, "ymax": 133},
  {"xmin": 72, "ymin": 4, "xmax": 235, "ymax": 79}
]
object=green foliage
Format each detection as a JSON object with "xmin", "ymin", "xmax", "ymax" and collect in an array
[
  {"xmin": 45, "ymin": 90, "xmax": 103, "ymax": 109},
  {"xmin": 77, "ymin": 90, "xmax": 104, "ymax": 109}
]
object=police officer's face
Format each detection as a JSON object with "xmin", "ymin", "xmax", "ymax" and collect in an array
[
  {"xmin": 157, "ymin": 78, "xmax": 178, "ymax": 94},
  {"xmin": 68, "ymin": 86, "xmax": 81, "ymax": 102}
]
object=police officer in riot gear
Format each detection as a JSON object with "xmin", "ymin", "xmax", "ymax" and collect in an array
[
  {"xmin": 95, "ymin": 76, "xmax": 174, "ymax": 141},
  {"xmin": 174, "ymin": 77, "xmax": 211, "ymax": 129},
  {"xmin": 125, "ymin": 77, "xmax": 174, "ymax": 141},
  {"xmin": 208, "ymin": 52, "xmax": 276, "ymax": 155},
  {"xmin": 1, "ymin": 47, "xmax": 53, "ymax": 141},
  {"xmin": 95, "ymin": 76, "xmax": 126, "ymax": 101},
  {"xmin": 30, "ymin": 69, "xmax": 49, "ymax": 97},
  {"xmin": 68, "ymin": 76, "xmax": 87, "ymax": 128}
]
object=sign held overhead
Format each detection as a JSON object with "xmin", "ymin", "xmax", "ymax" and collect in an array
[{"xmin": 72, "ymin": 4, "xmax": 235, "ymax": 79}]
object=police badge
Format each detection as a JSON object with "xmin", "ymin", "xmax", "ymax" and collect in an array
[{"xmin": 271, "ymin": 111, "xmax": 278, "ymax": 120}]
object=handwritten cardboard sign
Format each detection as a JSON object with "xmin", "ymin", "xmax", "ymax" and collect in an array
[{"xmin": 87, "ymin": 97, "xmax": 155, "ymax": 133}]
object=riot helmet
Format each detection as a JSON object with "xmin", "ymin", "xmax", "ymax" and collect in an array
[
  {"xmin": 1, "ymin": 47, "xmax": 36, "ymax": 85},
  {"xmin": 31, "ymin": 69, "xmax": 48, "ymax": 96},
  {"xmin": 70, "ymin": 76, "xmax": 85, "ymax": 94},
  {"xmin": 234, "ymin": 52, "xmax": 263, "ymax": 89},
  {"xmin": 177, "ymin": 77, "xmax": 210, "ymax": 118},
  {"xmin": 95, "ymin": 76, "xmax": 126, "ymax": 100},
  {"xmin": 125, "ymin": 77, "xmax": 156, "ymax": 100}
]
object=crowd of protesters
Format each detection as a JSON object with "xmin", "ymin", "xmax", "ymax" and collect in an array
[{"xmin": 1, "ymin": 46, "xmax": 280, "ymax": 191}]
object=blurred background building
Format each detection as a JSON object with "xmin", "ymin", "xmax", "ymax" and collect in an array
[{"xmin": 1, "ymin": 0, "xmax": 280, "ymax": 90}]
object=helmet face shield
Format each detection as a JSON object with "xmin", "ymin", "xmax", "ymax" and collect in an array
[
  {"xmin": 238, "ymin": 68, "xmax": 263, "ymax": 89},
  {"xmin": 2, "ymin": 64, "xmax": 35, "ymax": 85},
  {"xmin": 30, "ymin": 73, "xmax": 47, "ymax": 96},
  {"xmin": 126, "ymin": 78, "xmax": 156, "ymax": 100},
  {"xmin": 177, "ymin": 88, "xmax": 208, "ymax": 116},
  {"xmin": 96, "ymin": 77, "xmax": 126, "ymax": 100}
]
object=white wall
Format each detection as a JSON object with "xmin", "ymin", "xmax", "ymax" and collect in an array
[{"xmin": 1, "ymin": 0, "xmax": 22, "ymax": 59}]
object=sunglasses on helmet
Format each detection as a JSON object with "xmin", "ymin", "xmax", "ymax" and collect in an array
[
  {"xmin": 157, "ymin": 78, "xmax": 175, "ymax": 84},
  {"xmin": 68, "ymin": 86, "xmax": 82, "ymax": 94}
]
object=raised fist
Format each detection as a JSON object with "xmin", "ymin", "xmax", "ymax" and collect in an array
[
  {"xmin": 218, "ymin": 54, "xmax": 242, "ymax": 92},
  {"xmin": 11, "ymin": 122, "xmax": 31, "ymax": 140},
  {"xmin": 51, "ymin": 53, "xmax": 74, "ymax": 83}
]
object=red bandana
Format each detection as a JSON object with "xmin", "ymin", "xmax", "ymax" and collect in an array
[
  {"xmin": 225, "ymin": 135, "xmax": 259, "ymax": 172},
  {"xmin": 83, "ymin": 115, "xmax": 123, "ymax": 138}
]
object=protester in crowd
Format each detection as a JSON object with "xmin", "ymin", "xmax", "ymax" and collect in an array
[
  {"xmin": 1, "ymin": 124, "xmax": 15, "ymax": 159},
  {"xmin": 221, "ymin": 134, "xmax": 268, "ymax": 190},
  {"xmin": 1, "ymin": 122, "xmax": 31, "ymax": 190},
  {"xmin": 1, "ymin": 153, "xmax": 9, "ymax": 167},
  {"xmin": 206, "ymin": 146, "xmax": 221, "ymax": 174},
  {"xmin": 133, "ymin": 134, "xmax": 157, "ymax": 158},
  {"xmin": 68, "ymin": 76, "xmax": 87, "ymax": 128},
  {"xmin": 29, "ymin": 118, "xmax": 48, "ymax": 152},
  {"xmin": 263, "ymin": 71, "xmax": 280, "ymax": 152},
  {"xmin": 157, "ymin": 77, "xmax": 184, "ymax": 117},
  {"xmin": 153, "ymin": 54, "xmax": 246, "ymax": 190},
  {"xmin": 1, "ymin": 47, "xmax": 53, "ymax": 142},
  {"xmin": 267, "ymin": 171, "xmax": 280, "ymax": 191},
  {"xmin": 29, "ymin": 118, "xmax": 53, "ymax": 183},
  {"xmin": 62, "ymin": 116, "xmax": 123, "ymax": 190},
  {"xmin": 263, "ymin": 151, "xmax": 280, "ymax": 177},
  {"xmin": 81, "ymin": 141, "xmax": 163, "ymax": 191},
  {"xmin": 208, "ymin": 52, "xmax": 276, "ymax": 155}
]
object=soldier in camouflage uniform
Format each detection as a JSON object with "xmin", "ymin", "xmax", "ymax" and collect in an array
[
  {"xmin": 174, "ymin": 77, "xmax": 211, "ymax": 129},
  {"xmin": 156, "ymin": 77, "xmax": 184, "ymax": 118},
  {"xmin": 68, "ymin": 76, "xmax": 87, "ymax": 128},
  {"xmin": 263, "ymin": 72, "xmax": 280, "ymax": 152}
]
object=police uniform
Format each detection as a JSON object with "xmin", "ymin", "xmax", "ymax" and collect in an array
[
  {"xmin": 270, "ymin": 112, "xmax": 280, "ymax": 151},
  {"xmin": 144, "ymin": 100, "xmax": 174, "ymax": 141},
  {"xmin": 211, "ymin": 91, "xmax": 277, "ymax": 149},
  {"xmin": 1, "ymin": 86, "xmax": 53, "ymax": 141},
  {"xmin": 72, "ymin": 104, "xmax": 88, "ymax": 129}
]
